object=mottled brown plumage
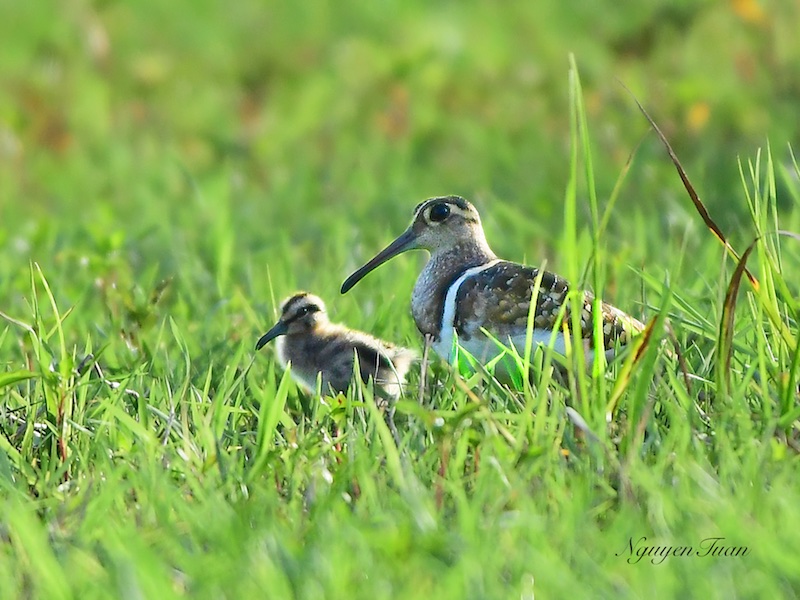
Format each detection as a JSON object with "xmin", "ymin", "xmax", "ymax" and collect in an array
[
  {"xmin": 256, "ymin": 292, "xmax": 416, "ymax": 400},
  {"xmin": 341, "ymin": 196, "xmax": 644, "ymax": 368},
  {"xmin": 453, "ymin": 261, "xmax": 637, "ymax": 352}
]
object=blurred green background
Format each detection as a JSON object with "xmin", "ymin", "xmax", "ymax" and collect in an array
[{"xmin": 3, "ymin": 0, "xmax": 798, "ymax": 231}]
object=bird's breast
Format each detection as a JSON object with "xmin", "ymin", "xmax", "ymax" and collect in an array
[
  {"xmin": 411, "ymin": 265, "xmax": 446, "ymax": 338},
  {"xmin": 273, "ymin": 337, "xmax": 290, "ymax": 369}
]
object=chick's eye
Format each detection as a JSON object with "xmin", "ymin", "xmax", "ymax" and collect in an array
[{"xmin": 428, "ymin": 203, "xmax": 450, "ymax": 223}]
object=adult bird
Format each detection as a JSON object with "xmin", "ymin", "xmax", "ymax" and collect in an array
[{"xmin": 341, "ymin": 196, "xmax": 644, "ymax": 378}]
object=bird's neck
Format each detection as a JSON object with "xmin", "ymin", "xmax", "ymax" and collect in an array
[
  {"xmin": 428, "ymin": 237, "xmax": 497, "ymax": 278},
  {"xmin": 411, "ymin": 239, "xmax": 497, "ymax": 338}
]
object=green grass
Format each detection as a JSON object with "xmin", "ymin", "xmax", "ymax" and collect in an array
[{"xmin": 2, "ymin": 1, "xmax": 800, "ymax": 598}]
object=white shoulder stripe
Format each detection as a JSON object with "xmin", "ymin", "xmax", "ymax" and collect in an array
[{"xmin": 434, "ymin": 259, "xmax": 502, "ymax": 362}]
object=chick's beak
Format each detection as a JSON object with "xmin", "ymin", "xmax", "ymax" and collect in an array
[
  {"xmin": 255, "ymin": 320, "xmax": 289, "ymax": 351},
  {"xmin": 341, "ymin": 228, "xmax": 417, "ymax": 294}
]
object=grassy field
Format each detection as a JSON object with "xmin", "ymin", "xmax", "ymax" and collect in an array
[{"xmin": 2, "ymin": 1, "xmax": 800, "ymax": 597}]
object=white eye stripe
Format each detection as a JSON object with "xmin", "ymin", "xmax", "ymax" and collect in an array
[
  {"xmin": 285, "ymin": 303, "xmax": 320, "ymax": 321},
  {"xmin": 427, "ymin": 203, "xmax": 451, "ymax": 222}
]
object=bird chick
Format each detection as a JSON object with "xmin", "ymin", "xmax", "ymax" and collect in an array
[{"xmin": 256, "ymin": 292, "xmax": 416, "ymax": 402}]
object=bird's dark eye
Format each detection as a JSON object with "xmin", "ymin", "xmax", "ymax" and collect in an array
[{"xmin": 428, "ymin": 203, "xmax": 451, "ymax": 223}]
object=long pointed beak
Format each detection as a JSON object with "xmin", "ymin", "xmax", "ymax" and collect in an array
[
  {"xmin": 341, "ymin": 228, "xmax": 417, "ymax": 294},
  {"xmin": 255, "ymin": 320, "xmax": 288, "ymax": 351}
]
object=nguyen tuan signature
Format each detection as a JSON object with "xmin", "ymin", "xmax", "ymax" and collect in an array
[{"xmin": 617, "ymin": 536, "xmax": 751, "ymax": 565}]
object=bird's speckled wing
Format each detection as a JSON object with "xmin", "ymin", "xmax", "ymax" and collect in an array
[{"xmin": 453, "ymin": 261, "xmax": 644, "ymax": 350}]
